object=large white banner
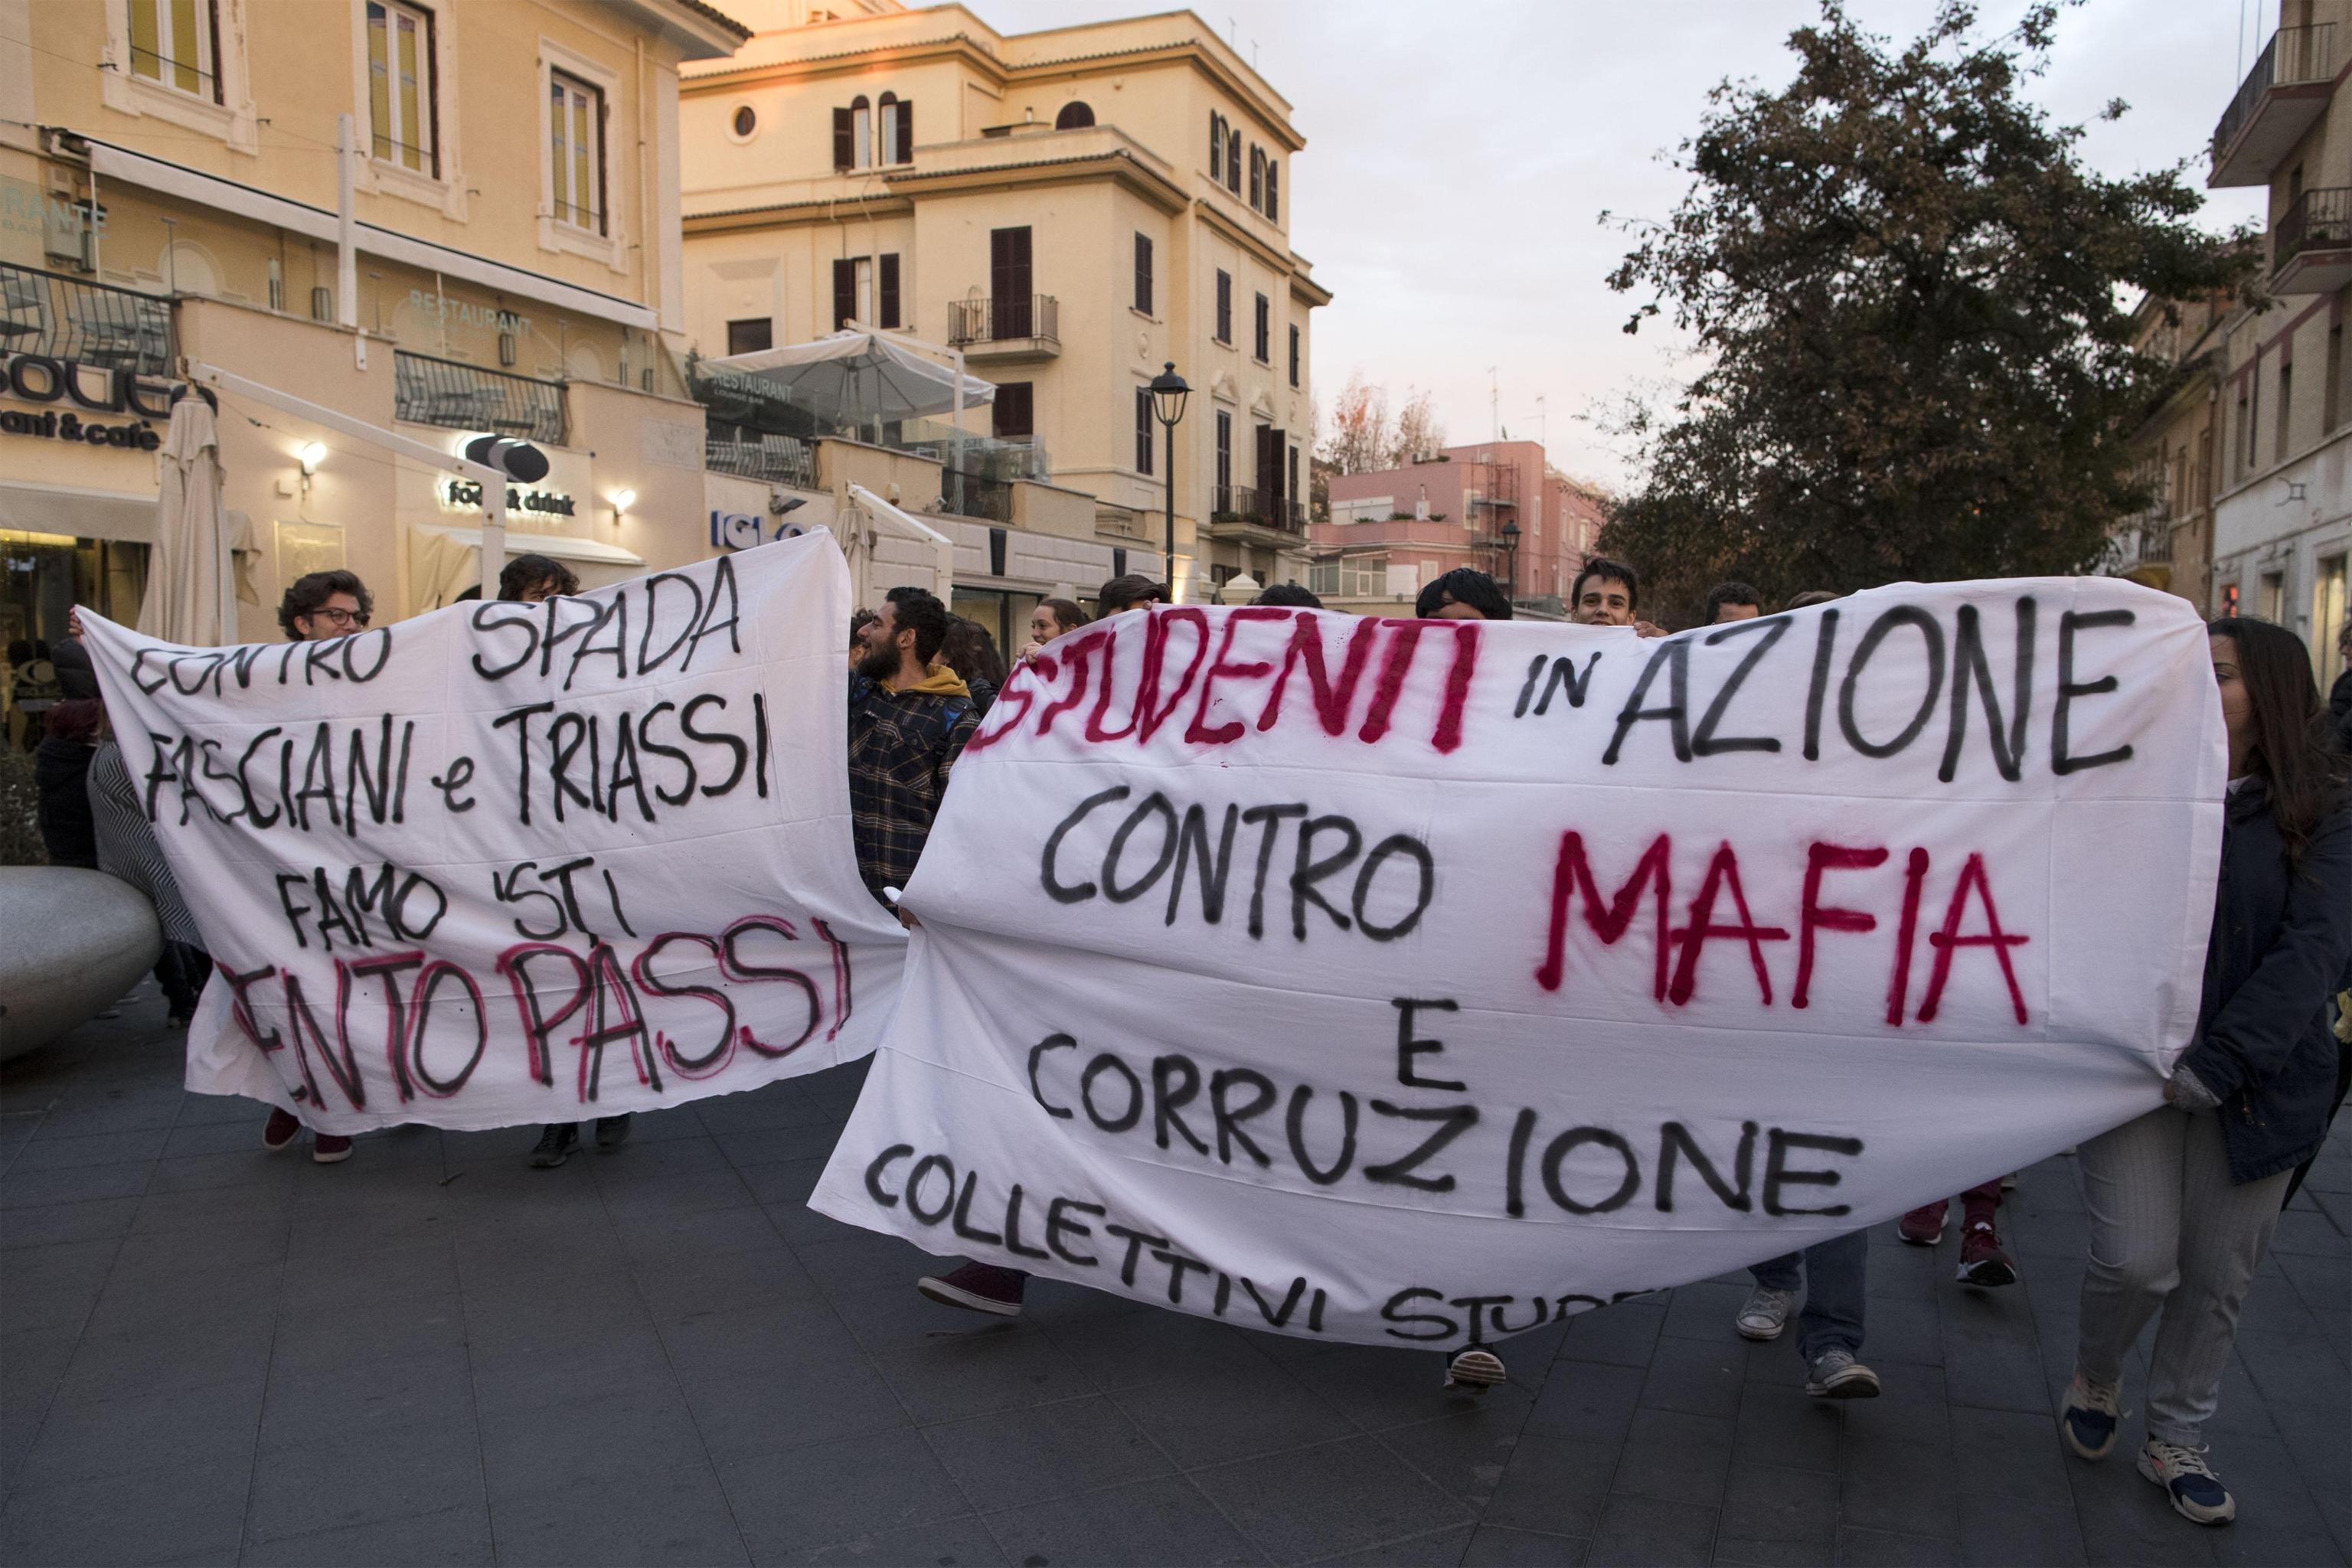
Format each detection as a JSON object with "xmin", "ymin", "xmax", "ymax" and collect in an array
[
  {"xmin": 80, "ymin": 534, "xmax": 903, "ymax": 1132},
  {"xmin": 814, "ymin": 580, "xmax": 2226, "ymax": 1349}
]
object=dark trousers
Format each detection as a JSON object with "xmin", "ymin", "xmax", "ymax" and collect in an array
[
  {"xmin": 1751, "ymin": 1227, "xmax": 1869, "ymax": 1363},
  {"xmin": 158, "ymin": 942, "xmax": 212, "ymax": 1017}
]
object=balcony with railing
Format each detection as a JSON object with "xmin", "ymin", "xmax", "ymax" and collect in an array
[
  {"xmin": 393, "ymin": 351, "xmax": 567, "ymax": 446},
  {"xmin": 0, "ymin": 263, "xmax": 175, "ymax": 377},
  {"xmin": 704, "ymin": 432, "xmax": 817, "ymax": 489},
  {"xmin": 946, "ymin": 296, "xmax": 1060, "ymax": 359},
  {"xmin": 2273, "ymin": 186, "xmax": 2352, "ymax": 294},
  {"xmin": 1208, "ymin": 485, "xmax": 1305, "ymax": 541},
  {"xmin": 2210, "ymin": 24, "xmax": 2337, "ymax": 187}
]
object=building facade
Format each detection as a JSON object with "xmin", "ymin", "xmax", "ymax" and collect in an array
[
  {"xmin": 2113, "ymin": 289, "xmax": 2231, "ymax": 612},
  {"xmin": 2203, "ymin": 0, "xmax": 2352, "ymax": 687},
  {"xmin": 0, "ymin": 0, "xmax": 745, "ymax": 653},
  {"xmin": 675, "ymin": 0, "xmax": 1329, "ymax": 623},
  {"xmin": 1313, "ymin": 441, "xmax": 1604, "ymax": 617}
]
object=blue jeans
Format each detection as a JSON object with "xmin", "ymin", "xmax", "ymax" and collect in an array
[{"xmin": 1752, "ymin": 1227, "xmax": 1868, "ymax": 1363}]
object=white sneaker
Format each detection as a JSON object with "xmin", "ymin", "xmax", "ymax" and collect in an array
[
  {"xmin": 1443, "ymin": 1348, "xmax": 1506, "ymax": 1390},
  {"xmin": 2138, "ymin": 1440, "xmax": 2235, "ymax": 1525},
  {"xmin": 1735, "ymin": 1285, "xmax": 1796, "ymax": 1341}
]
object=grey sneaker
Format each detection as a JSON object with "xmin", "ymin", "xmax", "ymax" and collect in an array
[
  {"xmin": 1805, "ymin": 1348, "xmax": 1882, "ymax": 1399},
  {"xmin": 1735, "ymin": 1285, "xmax": 1797, "ymax": 1341}
]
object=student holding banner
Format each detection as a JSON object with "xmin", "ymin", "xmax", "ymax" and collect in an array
[
  {"xmin": 2060, "ymin": 617, "xmax": 2352, "ymax": 1527},
  {"xmin": 253, "ymin": 571, "xmax": 375, "ymax": 1164}
]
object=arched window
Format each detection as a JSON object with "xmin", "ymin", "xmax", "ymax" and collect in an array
[
  {"xmin": 1055, "ymin": 101, "xmax": 1094, "ymax": 129},
  {"xmin": 878, "ymin": 93, "xmax": 900, "ymax": 162},
  {"xmin": 850, "ymin": 94, "xmax": 871, "ymax": 170},
  {"xmin": 1209, "ymin": 111, "xmax": 1224, "ymax": 178},
  {"xmin": 1249, "ymin": 145, "xmax": 1263, "ymax": 210}
]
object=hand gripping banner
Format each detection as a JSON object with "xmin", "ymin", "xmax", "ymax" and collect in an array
[
  {"xmin": 78, "ymin": 533, "xmax": 904, "ymax": 1132},
  {"xmin": 812, "ymin": 580, "xmax": 2226, "ymax": 1350}
]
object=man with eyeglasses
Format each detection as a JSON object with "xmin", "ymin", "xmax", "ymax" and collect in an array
[
  {"xmin": 276, "ymin": 570, "xmax": 373, "ymax": 640},
  {"xmin": 256, "ymin": 569, "xmax": 376, "ymax": 1164}
]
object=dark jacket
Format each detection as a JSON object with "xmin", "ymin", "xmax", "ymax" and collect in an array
[
  {"xmin": 847, "ymin": 664, "xmax": 978, "ymax": 908},
  {"xmin": 33, "ymin": 737, "xmax": 98, "ymax": 868},
  {"xmin": 2331, "ymin": 668, "xmax": 2351, "ymax": 752},
  {"xmin": 2179, "ymin": 779, "xmax": 2352, "ymax": 1184}
]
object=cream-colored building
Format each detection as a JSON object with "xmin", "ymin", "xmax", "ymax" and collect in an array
[
  {"xmin": 2203, "ymin": 0, "xmax": 2352, "ymax": 685},
  {"xmin": 0, "ymin": 0, "xmax": 747, "ymax": 652},
  {"xmin": 675, "ymin": 0, "xmax": 1330, "ymax": 641},
  {"xmin": 2112, "ymin": 287, "xmax": 2232, "ymax": 612}
]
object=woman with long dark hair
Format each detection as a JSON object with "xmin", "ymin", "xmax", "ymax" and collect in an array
[{"xmin": 2060, "ymin": 616, "xmax": 2351, "ymax": 1526}]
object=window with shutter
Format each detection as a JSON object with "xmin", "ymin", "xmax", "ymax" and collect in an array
[
  {"xmin": 1215, "ymin": 411, "xmax": 1231, "ymax": 503},
  {"xmin": 1133, "ymin": 233, "xmax": 1152, "ymax": 315},
  {"xmin": 1227, "ymin": 129, "xmax": 1241, "ymax": 194},
  {"xmin": 878, "ymin": 253, "xmax": 901, "ymax": 329},
  {"xmin": 1254, "ymin": 294, "xmax": 1269, "ymax": 362},
  {"xmin": 1210, "ymin": 112, "xmax": 1223, "ymax": 178},
  {"xmin": 1255, "ymin": 425, "xmax": 1276, "ymax": 518},
  {"xmin": 1135, "ymin": 387, "xmax": 1154, "ymax": 474},
  {"xmin": 995, "ymin": 382, "xmax": 1034, "ymax": 439},
  {"xmin": 850, "ymin": 96, "xmax": 871, "ymax": 170},
  {"xmin": 1215, "ymin": 271, "xmax": 1231, "ymax": 344},
  {"xmin": 1249, "ymin": 146, "xmax": 1263, "ymax": 211},
  {"xmin": 1266, "ymin": 159, "xmax": 1278, "ymax": 221},
  {"xmin": 1287, "ymin": 445, "xmax": 1299, "ymax": 521},
  {"xmin": 895, "ymin": 98, "xmax": 913, "ymax": 163},
  {"xmin": 878, "ymin": 93, "xmax": 899, "ymax": 163},
  {"xmin": 832, "ymin": 258, "xmax": 856, "ymax": 330},
  {"xmin": 989, "ymin": 227, "xmax": 1033, "ymax": 338},
  {"xmin": 832, "ymin": 106, "xmax": 852, "ymax": 170},
  {"xmin": 1289, "ymin": 324, "xmax": 1299, "ymax": 387}
]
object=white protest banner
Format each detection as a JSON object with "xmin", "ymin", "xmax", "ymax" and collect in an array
[
  {"xmin": 78, "ymin": 533, "xmax": 903, "ymax": 1132},
  {"xmin": 812, "ymin": 579, "xmax": 2225, "ymax": 1350}
]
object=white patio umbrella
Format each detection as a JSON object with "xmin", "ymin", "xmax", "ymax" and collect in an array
[
  {"xmin": 138, "ymin": 394, "xmax": 239, "ymax": 646},
  {"xmin": 701, "ymin": 329, "xmax": 996, "ymax": 429}
]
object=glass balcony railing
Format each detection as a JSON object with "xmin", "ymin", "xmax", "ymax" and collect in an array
[
  {"xmin": 0, "ymin": 262, "xmax": 175, "ymax": 377},
  {"xmin": 394, "ymin": 351, "xmax": 567, "ymax": 446}
]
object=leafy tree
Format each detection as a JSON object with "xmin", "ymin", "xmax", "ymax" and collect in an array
[
  {"xmin": 1601, "ymin": 1, "xmax": 2255, "ymax": 622},
  {"xmin": 1393, "ymin": 388, "xmax": 1446, "ymax": 462}
]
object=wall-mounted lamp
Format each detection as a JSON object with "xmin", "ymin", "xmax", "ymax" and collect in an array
[
  {"xmin": 297, "ymin": 441, "xmax": 328, "ymax": 475},
  {"xmin": 610, "ymin": 488, "xmax": 637, "ymax": 516}
]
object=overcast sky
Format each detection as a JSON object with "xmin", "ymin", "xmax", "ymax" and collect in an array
[{"xmin": 982, "ymin": 0, "xmax": 2276, "ymax": 488}]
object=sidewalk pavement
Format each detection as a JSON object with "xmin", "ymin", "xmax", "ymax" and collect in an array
[{"xmin": 3, "ymin": 983, "xmax": 2345, "ymax": 1568}]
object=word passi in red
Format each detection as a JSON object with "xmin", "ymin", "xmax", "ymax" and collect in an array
[
  {"xmin": 966, "ymin": 609, "xmax": 1483, "ymax": 759},
  {"xmin": 217, "ymin": 914, "xmax": 855, "ymax": 1112},
  {"xmin": 1534, "ymin": 832, "xmax": 2030, "ymax": 1027}
]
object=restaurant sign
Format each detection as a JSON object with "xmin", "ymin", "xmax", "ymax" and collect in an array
[{"xmin": 0, "ymin": 351, "xmax": 176, "ymax": 451}]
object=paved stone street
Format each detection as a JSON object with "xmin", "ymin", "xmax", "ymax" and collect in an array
[{"xmin": 3, "ymin": 984, "xmax": 2345, "ymax": 1568}]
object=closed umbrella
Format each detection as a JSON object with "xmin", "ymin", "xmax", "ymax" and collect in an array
[{"xmin": 138, "ymin": 395, "xmax": 237, "ymax": 646}]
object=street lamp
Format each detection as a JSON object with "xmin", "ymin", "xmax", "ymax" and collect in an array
[
  {"xmin": 1148, "ymin": 361, "xmax": 1190, "ymax": 599},
  {"xmin": 1501, "ymin": 518, "xmax": 1521, "ymax": 600}
]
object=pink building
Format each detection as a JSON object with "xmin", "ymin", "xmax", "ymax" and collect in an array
[{"xmin": 1311, "ymin": 442, "xmax": 1604, "ymax": 616}]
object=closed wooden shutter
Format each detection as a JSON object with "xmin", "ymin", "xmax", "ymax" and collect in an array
[
  {"xmin": 1134, "ymin": 233, "xmax": 1152, "ymax": 315},
  {"xmin": 832, "ymin": 258, "xmax": 856, "ymax": 329},
  {"xmin": 990, "ymin": 227, "xmax": 1032, "ymax": 338},
  {"xmin": 1216, "ymin": 271, "xmax": 1231, "ymax": 342},
  {"xmin": 878, "ymin": 253, "xmax": 900, "ymax": 329},
  {"xmin": 894, "ymin": 98, "xmax": 913, "ymax": 162},
  {"xmin": 1266, "ymin": 160, "xmax": 1278, "ymax": 221},
  {"xmin": 993, "ymin": 382, "xmax": 1034, "ymax": 439},
  {"xmin": 1256, "ymin": 424, "xmax": 1276, "ymax": 515},
  {"xmin": 832, "ymin": 106, "xmax": 852, "ymax": 170},
  {"xmin": 1135, "ymin": 387, "xmax": 1153, "ymax": 474}
]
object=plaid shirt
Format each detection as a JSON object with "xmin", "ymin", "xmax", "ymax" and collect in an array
[{"xmin": 847, "ymin": 671, "xmax": 978, "ymax": 907}]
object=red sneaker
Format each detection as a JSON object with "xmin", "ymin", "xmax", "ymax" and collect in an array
[
  {"xmin": 263, "ymin": 1107, "xmax": 302, "ymax": 1152},
  {"xmin": 312, "ymin": 1132, "xmax": 354, "ymax": 1165},
  {"xmin": 1956, "ymin": 1222, "xmax": 2017, "ymax": 1287},
  {"xmin": 1897, "ymin": 1200, "xmax": 1948, "ymax": 1246},
  {"xmin": 916, "ymin": 1263, "xmax": 1027, "ymax": 1316}
]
